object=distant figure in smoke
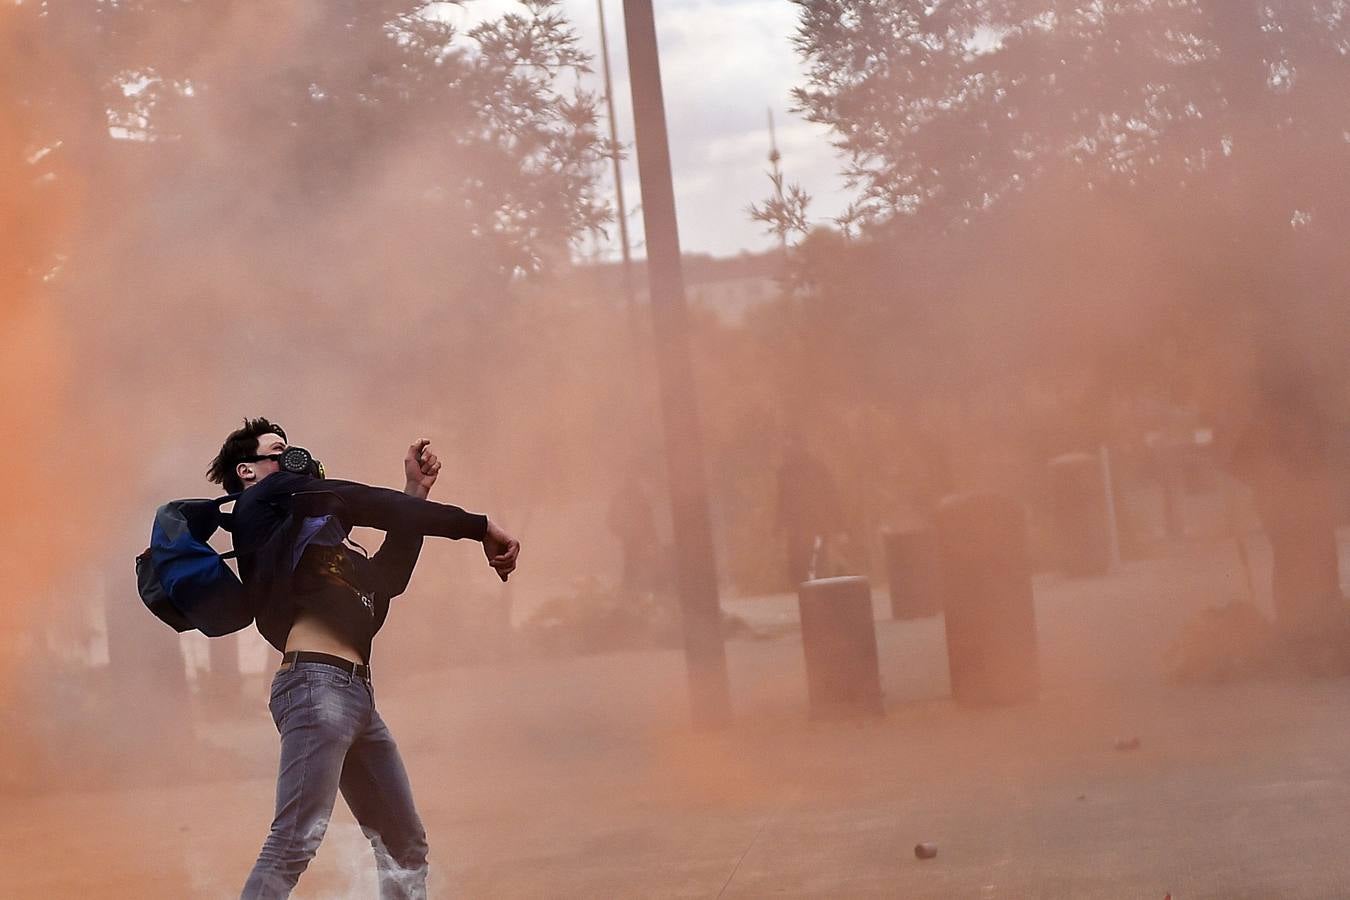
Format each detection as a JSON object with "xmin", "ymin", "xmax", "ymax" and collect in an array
[
  {"xmin": 607, "ymin": 470, "xmax": 659, "ymax": 595},
  {"xmin": 1229, "ymin": 380, "xmax": 1345, "ymax": 653},
  {"xmin": 776, "ymin": 435, "xmax": 842, "ymax": 586},
  {"xmin": 206, "ymin": 418, "xmax": 519, "ymax": 900},
  {"xmin": 915, "ymin": 426, "xmax": 955, "ymax": 515}
]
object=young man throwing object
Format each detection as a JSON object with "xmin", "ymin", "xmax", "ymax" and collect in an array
[{"xmin": 206, "ymin": 417, "xmax": 519, "ymax": 899}]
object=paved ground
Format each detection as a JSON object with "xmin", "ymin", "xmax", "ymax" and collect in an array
[{"xmin": 8, "ymin": 534, "xmax": 1350, "ymax": 898}]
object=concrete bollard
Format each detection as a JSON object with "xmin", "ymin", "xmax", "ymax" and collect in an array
[
  {"xmin": 883, "ymin": 528, "xmax": 942, "ymax": 620},
  {"xmin": 936, "ymin": 493, "xmax": 1040, "ymax": 706},
  {"xmin": 797, "ymin": 576, "xmax": 884, "ymax": 719}
]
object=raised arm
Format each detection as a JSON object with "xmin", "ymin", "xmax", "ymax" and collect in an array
[
  {"xmin": 368, "ymin": 439, "xmax": 438, "ymax": 598},
  {"xmin": 294, "ymin": 479, "xmax": 487, "ymax": 540},
  {"xmin": 274, "ymin": 437, "xmax": 518, "ymax": 581}
]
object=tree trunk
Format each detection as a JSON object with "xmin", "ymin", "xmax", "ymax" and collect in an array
[
  {"xmin": 1231, "ymin": 390, "xmax": 1345, "ymax": 641},
  {"xmin": 206, "ymin": 634, "xmax": 242, "ymax": 701},
  {"xmin": 105, "ymin": 584, "xmax": 189, "ymax": 691}
]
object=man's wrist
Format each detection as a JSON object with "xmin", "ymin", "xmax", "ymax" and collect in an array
[{"xmin": 404, "ymin": 481, "xmax": 430, "ymax": 500}]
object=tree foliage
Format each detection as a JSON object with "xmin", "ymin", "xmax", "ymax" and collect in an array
[
  {"xmin": 789, "ymin": 0, "xmax": 1350, "ymax": 237},
  {"xmin": 726, "ymin": 1, "xmax": 1350, "ymax": 581},
  {"xmin": 12, "ymin": 0, "xmax": 611, "ymax": 280},
  {"xmin": 758, "ymin": 1, "xmax": 1350, "ymax": 431},
  {"xmin": 1, "ymin": 1, "xmax": 624, "ymax": 655},
  {"xmin": 5, "ymin": 0, "xmax": 619, "ymax": 505}
]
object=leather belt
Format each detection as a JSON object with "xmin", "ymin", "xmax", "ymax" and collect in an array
[{"xmin": 279, "ymin": 650, "xmax": 370, "ymax": 679}]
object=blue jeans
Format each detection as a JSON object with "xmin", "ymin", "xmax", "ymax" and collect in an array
[{"xmin": 241, "ymin": 662, "xmax": 429, "ymax": 899}]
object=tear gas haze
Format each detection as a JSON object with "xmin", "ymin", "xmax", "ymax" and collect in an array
[{"xmin": 7, "ymin": 2, "xmax": 1350, "ymax": 897}]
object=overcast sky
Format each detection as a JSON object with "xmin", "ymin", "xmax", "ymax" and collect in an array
[{"xmin": 439, "ymin": 0, "xmax": 848, "ymax": 260}]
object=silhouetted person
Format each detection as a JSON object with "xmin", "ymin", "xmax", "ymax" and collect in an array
[
  {"xmin": 207, "ymin": 418, "xmax": 519, "ymax": 900},
  {"xmin": 777, "ymin": 437, "xmax": 842, "ymax": 586},
  {"xmin": 1230, "ymin": 382, "xmax": 1344, "ymax": 649},
  {"xmin": 915, "ymin": 427, "xmax": 955, "ymax": 514},
  {"xmin": 607, "ymin": 471, "xmax": 659, "ymax": 594}
]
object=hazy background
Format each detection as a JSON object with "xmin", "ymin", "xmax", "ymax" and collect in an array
[{"xmin": 6, "ymin": 1, "xmax": 1350, "ymax": 896}]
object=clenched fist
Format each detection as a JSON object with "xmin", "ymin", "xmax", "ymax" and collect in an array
[
  {"xmin": 403, "ymin": 438, "xmax": 442, "ymax": 499},
  {"xmin": 483, "ymin": 520, "xmax": 520, "ymax": 582}
]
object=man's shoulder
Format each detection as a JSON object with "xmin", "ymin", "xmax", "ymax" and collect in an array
[
  {"xmin": 262, "ymin": 471, "xmax": 312, "ymax": 491},
  {"xmin": 238, "ymin": 472, "xmax": 311, "ymax": 508},
  {"xmin": 232, "ymin": 473, "xmax": 312, "ymax": 548}
]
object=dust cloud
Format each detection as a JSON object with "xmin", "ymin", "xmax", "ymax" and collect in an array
[{"xmin": 6, "ymin": 2, "xmax": 1350, "ymax": 898}]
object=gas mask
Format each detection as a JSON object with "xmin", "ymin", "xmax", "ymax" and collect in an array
[{"xmin": 244, "ymin": 446, "xmax": 325, "ymax": 479}]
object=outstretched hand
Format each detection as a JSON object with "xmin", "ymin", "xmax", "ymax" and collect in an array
[
  {"xmin": 404, "ymin": 439, "xmax": 441, "ymax": 499},
  {"xmin": 484, "ymin": 520, "xmax": 520, "ymax": 582}
]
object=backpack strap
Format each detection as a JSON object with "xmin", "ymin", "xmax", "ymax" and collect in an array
[
  {"xmin": 213, "ymin": 493, "xmax": 242, "ymax": 531},
  {"xmin": 214, "ymin": 493, "xmax": 248, "ymax": 558}
]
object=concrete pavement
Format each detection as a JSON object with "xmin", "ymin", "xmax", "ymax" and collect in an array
[{"xmin": 7, "ymin": 535, "xmax": 1350, "ymax": 898}]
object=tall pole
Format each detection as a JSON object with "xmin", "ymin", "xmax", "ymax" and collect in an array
[
  {"xmin": 622, "ymin": 0, "xmax": 731, "ymax": 728},
  {"xmin": 597, "ymin": 0, "xmax": 636, "ymax": 312}
]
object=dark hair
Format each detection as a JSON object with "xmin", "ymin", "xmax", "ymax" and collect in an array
[{"xmin": 207, "ymin": 417, "xmax": 288, "ymax": 494}]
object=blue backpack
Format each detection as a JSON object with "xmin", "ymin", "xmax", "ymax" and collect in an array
[{"xmin": 135, "ymin": 495, "xmax": 255, "ymax": 637}]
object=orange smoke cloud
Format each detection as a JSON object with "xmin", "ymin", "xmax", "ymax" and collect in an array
[{"xmin": 0, "ymin": 13, "xmax": 78, "ymax": 675}]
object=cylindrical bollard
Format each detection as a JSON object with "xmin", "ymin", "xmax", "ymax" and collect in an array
[
  {"xmin": 936, "ymin": 493, "xmax": 1039, "ymax": 706},
  {"xmin": 797, "ymin": 576, "xmax": 884, "ymax": 719},
  {"xmin": 883, "ymin": 528, "xmax": 942, "ymax": 619},
  {"xmin": 1048, "ymin": 452, "xmax": 1111, "ymax": 577}
]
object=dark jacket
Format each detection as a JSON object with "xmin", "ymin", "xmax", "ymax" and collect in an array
[{"xmin": 232, "ymin": 471, "xmax": 487, "ymax": 662}]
